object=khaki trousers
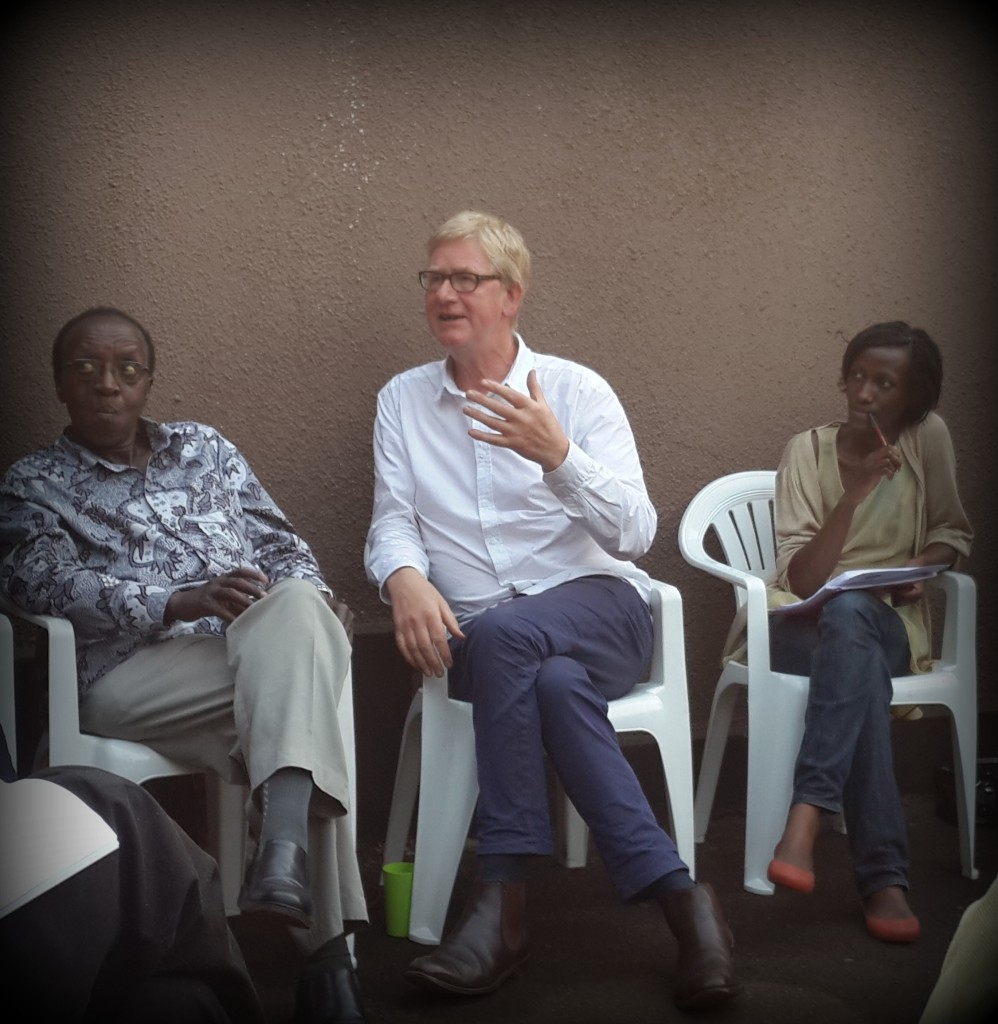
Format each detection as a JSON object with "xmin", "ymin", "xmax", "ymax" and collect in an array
[
  {"xmin": 919, "ymin": 872, "xmax": 998, "ymax": 1024},
  {"xmin": 80, "ymin": 578, "xmax": 368, "ymax": 948}
]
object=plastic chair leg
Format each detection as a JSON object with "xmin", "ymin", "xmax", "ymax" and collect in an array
[
  {"xmin": 407, "ymin": 682, "xmax": 478, "ymax": 945},
  {"xmin": 557, "ymin": 782, "xmax": 589, "ymax": 869},
  {"xmin": 948, "ymin": 703, "xmax": 980, "ymax": 881},
  {"xmin": 383, "ymin": 696, "xmax": 423, "ymax": 867},
  {"xmin": 655, "ymin": 735, "xmax": 697, "ymax": 878},
  {"xmin": 742, "ymin": 687, "xmax": 806, "ymax": 895},
  {"xmin": 208, "ymin": 776, "xmax": 247, "ymax": 916},
  {"xmin": 693, "ymin": 682, "xmax": 741, "ymax": 842}
]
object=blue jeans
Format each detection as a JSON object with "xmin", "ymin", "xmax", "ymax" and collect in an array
[
  {"xmin": 448, "ymin": 575, "xmax": 687, "ymax": 901},
  {"xmin": 770, "ymin": 590, "xmax": 913, "ymax": 897}
]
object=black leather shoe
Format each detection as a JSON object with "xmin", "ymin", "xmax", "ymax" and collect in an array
[
  {"xmin": 238, "ymin": 838, "xmax": 313, "ymax": 928},
  {"xmin": 294, "ymin": 966, "xmax": 366, "ymax": 1024}
]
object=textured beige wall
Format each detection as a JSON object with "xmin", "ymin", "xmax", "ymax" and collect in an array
[{"xmin": 2, "ymin": 0, "xmax": 996, "ymax": 729}]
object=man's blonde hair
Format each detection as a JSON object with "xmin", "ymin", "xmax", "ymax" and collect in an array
[{"xmin": 427, "ymin": 211, "xmax": 531, "ymax": 292}]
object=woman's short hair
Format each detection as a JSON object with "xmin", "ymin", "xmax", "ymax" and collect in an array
[
  {"xmin": 841, "ymin": 320, "xmax": 942, "ymax": 426},
  {"xmin": 52, "ymin": 307, "xmax": 156, "ymax": 377},
  {"xmin": 427, "ymin": 211, "xmax": 531, "ymax": 291}
]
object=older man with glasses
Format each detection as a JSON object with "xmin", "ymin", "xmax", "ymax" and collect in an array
[
  {"xmin": 365, "ymin": 211, "xmax": 738, "ymax": 1011},
  {"xmin": 0, "ymin": 306, "xmax": 368, "ymax": 1024}
]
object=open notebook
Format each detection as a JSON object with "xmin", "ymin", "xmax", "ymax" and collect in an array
[
  {"xmin": 0, "ymin": 777, "xmax": 119, "ymax": 919},
  {"xmin": 769, "ymin": 564, "xmax": 949, "ymax": 617}
]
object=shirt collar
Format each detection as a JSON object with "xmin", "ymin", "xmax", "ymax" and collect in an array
[
  {"xmin": 145, "ymin": 418, "xmax": 179, "ymax": 452},
  {"xmin": 57, "ymin": 417, "xmax": 177, "ymax": 467},
  {"xmin": 438, "ymin": 332, "xmax": 535, "ymax": 397}
]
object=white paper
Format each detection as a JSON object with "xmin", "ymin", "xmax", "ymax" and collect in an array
[
  {"xmin": 0, "ymin": 778, "xmax": 119, "ymax": 919},
  {"xmin": 769, "ymin": 564, "xmax": 949, "ymax": 616}
]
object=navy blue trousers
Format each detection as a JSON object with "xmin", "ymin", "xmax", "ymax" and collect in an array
[{"xmin": 448, "ymin": 575, "xmax": 687, "ymax": 901}]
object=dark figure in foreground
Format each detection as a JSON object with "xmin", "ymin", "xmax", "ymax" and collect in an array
[{"xmin": 0, "ymin": 754, "xmax": 265, "ymax": 1023}]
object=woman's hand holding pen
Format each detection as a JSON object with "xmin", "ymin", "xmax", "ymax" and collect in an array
[
  {"xmin": 859, "ymin": 443, "xmax": 901, "ymax": 486},
  {"xmin": 838, "ymin": 413, "xmax": 901, "ymax": 510},
  {"xmin": 840, "ymin": 451, "xmax": 898, "ymax": 510},
  {"xmin": 868, "ymin": 412, "xmax": 902, "ymax": 481}
]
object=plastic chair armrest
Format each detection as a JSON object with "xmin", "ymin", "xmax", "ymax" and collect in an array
[
  {"xmin": 929, "ymin": 571, "xmax": 976, "ymax": 668},
  {"xmin": 647, "ymin": 579, "xmax": 691, "ymax": 718},
  {"xmin": 0, "ymin": 598, "xmax": 83, "ymax": 754}
]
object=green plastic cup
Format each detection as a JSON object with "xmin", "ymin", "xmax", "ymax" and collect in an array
[{"xmin": 382, "ymin": 861, "xmax": 415, "ymax": 937}]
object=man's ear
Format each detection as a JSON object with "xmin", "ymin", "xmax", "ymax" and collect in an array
[{"xmin": 502, "ymin": 281, "xmax": 524, "ymax": 321}]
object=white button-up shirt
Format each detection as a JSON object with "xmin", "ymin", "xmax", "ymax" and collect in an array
[{"xmin": 365, "ymin": 336, "xmax": 655, "ymax": 626}]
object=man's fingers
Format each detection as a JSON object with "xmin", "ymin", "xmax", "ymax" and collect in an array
[
  {"xmin": 416, "ymin": 635, "xmax": 450, "ymax": 676},
  {"xmin": 397, "ymin": 630, "xmax": 447, "ymax": 678}
]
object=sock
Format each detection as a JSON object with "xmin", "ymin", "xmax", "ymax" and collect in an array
[
  {"xmin": 644, "ymin": 867, "xmax": 696, "ymax": 900},
  {"xmin": 258, "ymin": 767, "xmax": 312, "ymax": 851},
  {"xmin": 302, "ymin": 933, "xmax": 353, "ymax": 977},
  {"xmin": 480, "ymin": 853, "xmax": 529, "ymax": 884}
]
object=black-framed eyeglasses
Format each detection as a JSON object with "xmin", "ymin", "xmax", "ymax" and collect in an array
[
  {"xmin": 418, "ymin": 270, "xmax": 502, "ymax": 293},
  {"xmin": 64, "ymin": 358, "xmax": 152, "ymax": 386}
]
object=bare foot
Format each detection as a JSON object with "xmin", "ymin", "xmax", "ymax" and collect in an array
[
  {"xmin": 772, "ymin": 803, "xmax": 822, "ymax": 872},
  {"xmin": 864, "ymin": 886, "xmax": 915, "ymax": 921},
  {"xmin": 864, "ymin": 885, "xmax": 920, "ymax": 942}
]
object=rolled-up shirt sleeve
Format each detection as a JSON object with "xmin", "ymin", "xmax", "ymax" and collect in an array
[
  {"xmin": 918, "ymin": 415, "xmax": 973, "ymax": 558},
  {"xmin": 364, "ymin": 383, "xmax": 431, "ymax": 600},
  {"xmin": 543, "ymin": 425, "xmax": 657, "ymax": 562}
]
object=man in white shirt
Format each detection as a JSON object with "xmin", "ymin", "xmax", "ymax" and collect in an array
[{"xmin": 365, "ymin": 211, "xmax": 737, "ymax": 1011}]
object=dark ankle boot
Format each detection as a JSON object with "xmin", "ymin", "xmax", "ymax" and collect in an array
[
  {"xmin": 403, "ymin": 880, "xmax": 529, "ymax": 995},
  {"xmin": 660, "ymin": 882, "xmax": 739, "ymax": 1010}
]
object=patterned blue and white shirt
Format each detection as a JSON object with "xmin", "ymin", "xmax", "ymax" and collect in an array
[{"xmin": 0, "ymin": 419, "xmax": 331, "ymax": 693}]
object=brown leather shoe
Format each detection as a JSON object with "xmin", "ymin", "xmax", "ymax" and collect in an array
[
  {"xmin": 660, "ymin": 882, "xmax": 739, "ymax": 1010},
  {"xmin": 403, "ymin": 880, "xmax": 529, "ymax": 995}
]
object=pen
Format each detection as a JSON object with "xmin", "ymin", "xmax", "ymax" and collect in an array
[{"xmin": 868, "ymin": 411, "xmax": 889, "ymax": 448}]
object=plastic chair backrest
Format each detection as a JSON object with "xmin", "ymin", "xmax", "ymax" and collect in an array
[{"xmin": 679, "ymin": 470, "xmax": 777, "ymax": 610}]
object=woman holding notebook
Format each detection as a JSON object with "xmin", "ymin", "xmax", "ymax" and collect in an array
[{"xmin": 764, "ymin": 321, "xmax": 973, "ymax": 942}]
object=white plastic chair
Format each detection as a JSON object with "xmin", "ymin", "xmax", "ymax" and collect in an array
[
  {"xmin": 382, "ymin": 578, "xmax": 696, "ymax": 945},
  {"xmin": 677, "ymin": 470, "xmax": 978, "ymax": 895},
  {"xmin": 0, "ymin": 611, "xmax": 15, "ymax": 768},
  {"xmin": 1, "ymin": 593, "xmax": 359, "ymax": 917}
]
